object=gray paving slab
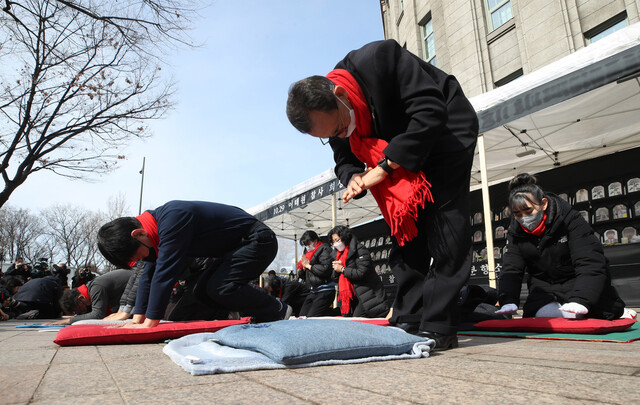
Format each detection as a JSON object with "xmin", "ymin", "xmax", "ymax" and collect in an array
[
  {"xmin": 286, "ymin": 360, "xmax": 602, "ymax": 405},
  {"xmin": 241, "ymin": 366, "xmax": 418, "ymax": 404},
  {"xmin": 51, "ymin": 346, "xmax": 101, "ymax": 364},
  {"xmin": 0, "ymin": 365, "xmax": 48, "ymax": 405},
  {"xmin": 118, "ymin": 380, "xmax": 309, "ymax": 405},
  {"xmin": 104, "ymin": 354, "xmax": 244, "ymax": 392},
  {"xmin": 32, "ymin": 360, "xmax": 119, "ymax": 401},
  {"xmin": 383, "ymin": 354, "xmax": 640, "ymax": 404},
  {"xmin": 30, "ymin": 393, "xmax": 125, "ymax": 405}
]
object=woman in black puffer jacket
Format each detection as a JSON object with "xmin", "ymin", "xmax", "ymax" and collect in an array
[
  {"xmin": 297, "ymin": 231, "xmax": 335, "ymax": 317},
  {"xmin": 496, "ymin": 173, "xmax": 625, "ymax": 320},
  {"xmin": 328, "ymin": 225, "xmax": 390, "ymax": 318}
]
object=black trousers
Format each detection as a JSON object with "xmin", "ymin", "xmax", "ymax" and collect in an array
[
  {"xmin": 299, "ymin": 289, "xmax": 336, "ymax": 317},
  {"xmin": 203, "ymin": 222, "xmax": 281, "ymax": 322},
  {"xmin": 389, "ymin": 144, "xmax": 475, "ymax": 335}
]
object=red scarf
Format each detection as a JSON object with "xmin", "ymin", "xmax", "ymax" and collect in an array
[
  {"xmin": 296, "ymin": 241, "xmax": 323, "ymax": 270},
  {"xmin": 135, "ymin": 211, "xmax": 159, "ymax": 255},
  {"xmin": 78, "ymin": 284, "xmax": 90, "ymax": 300},
  {"xmin": 336, "ymin": 245, "xmax": 355, "ymax": 316},
  {"xmin": 326, "ymin": 69, "xmax": 433, "ymax": 246},
  {"xmin": 521, "ymin": 212, "xmax": 547, "ymax": 237}
]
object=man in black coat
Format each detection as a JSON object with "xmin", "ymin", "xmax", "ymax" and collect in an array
[
  {"xmin": 262, "ymin": 274, "xmax": 310, "ymax": 317},
  {"xmin": 286, "ymin": 40, "xmax": 478, "ymax": 349},
  {"xmin": 13, "ymin": 275, "xmax": 64, "ymax": 319}
]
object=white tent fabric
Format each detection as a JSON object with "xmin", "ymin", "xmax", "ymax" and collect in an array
[
  {"xmin": 249, "ymin": 23, "xmax": 640, "ymax": 241},
  {"xmin": 469, "ymin": 22, "xmax": 640, "ymax": 189}
]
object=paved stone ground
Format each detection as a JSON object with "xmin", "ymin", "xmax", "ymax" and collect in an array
[{"xmin": 1, "ymin": 319, "xmax": 639, "ymax": 405}]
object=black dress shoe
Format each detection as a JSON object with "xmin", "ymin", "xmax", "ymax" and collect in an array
[
  {"xmin": 417, "ymin": 331, "xmax": 459, "ymax": 351},
  {"xmin": 392, "ymin": 322, "xmax": 420, "ymax": 335}
]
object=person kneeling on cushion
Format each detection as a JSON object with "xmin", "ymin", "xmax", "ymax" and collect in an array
[
  {"xmin": 496, "ymin": 174, "xmax": 625, "ymax": 319},
  {"xmin": 52, "ymin": 269, "xmax": 132, "ymax": 325},
  {"xmin": 97, "ymin": 200, "xmax": 292, "ymax": 328}
]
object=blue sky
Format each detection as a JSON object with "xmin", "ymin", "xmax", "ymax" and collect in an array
[{"xmin": 9, "ymin": 0, "xmax": 384, "ymax": 215}]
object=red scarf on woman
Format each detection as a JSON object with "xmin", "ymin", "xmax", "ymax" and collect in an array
[
  {"xmin": 326, "ymin": 69, "xmax": 433, "ymax": 246},
  {"xmin": 135, "ymin": 211, "xmax": 160, "ymax": 255},
  {"xmin": 296, "ymin": 241, "xmax": 323, "ymax": 270},
  {"xmin": 521, "ymin": 212, "xmax": 547, "ymax": 237},
  {"xmin": 336, "ymin": 245, "xmax": 355, "ymax": 315}
]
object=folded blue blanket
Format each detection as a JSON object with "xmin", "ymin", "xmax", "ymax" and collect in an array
[{"xmin": 164, "ymin": 318, "xmax": 434, "ymax": 375}]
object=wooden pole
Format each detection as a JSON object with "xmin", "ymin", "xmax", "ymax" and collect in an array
[{"xmin": 477, "ymin": 134, "xmax": 497, "ymax": 289}]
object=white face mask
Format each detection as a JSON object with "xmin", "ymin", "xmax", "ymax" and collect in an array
[
  {"xmin": 336, "ymin": 96, "xmax": 356, "ymax": 137},
  {"xmin": 306, "ymin": 243, "xmax": 316, "ymax": 251},
  {"xmin": 333, "ymin": 241, "xmax": 346, "ymax": 251}
]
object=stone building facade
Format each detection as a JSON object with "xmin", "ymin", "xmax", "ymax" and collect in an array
[{"xmin": 380, "ymin": 0, "xmax": 640, "ymax": 97}]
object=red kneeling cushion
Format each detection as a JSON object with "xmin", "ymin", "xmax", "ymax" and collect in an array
[
  {"xmin": 54, "ymin": 318, "xmax": 250, "ymax": 346},
  {"xmin": 473, "ymin": 317, "xmax": 636, "ymax": 334}
]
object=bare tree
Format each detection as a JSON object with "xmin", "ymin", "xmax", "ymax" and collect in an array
[
  {"xmin": 0, "ymin": 206, "xmax": 43, "ymax": 262},
  {"xmin": 0, "ymin": 0, "xmax": 199, "ymax": 208},
  {"xmin": 106, "ymin": 192, "xmax": 132, "ymax": 220},
  {"xmin": 41, "ymin": 203, "xmax": 103, "ymax": 269}
]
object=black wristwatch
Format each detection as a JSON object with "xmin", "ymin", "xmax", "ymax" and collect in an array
[{"xmin": 377, "ymin": 157, "xmax": 394, "ymax": 174}]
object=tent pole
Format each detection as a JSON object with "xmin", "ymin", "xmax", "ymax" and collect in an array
[
  {"xmin": 294, "ymin": 234, "xmax": 298, "ymax": 277},
  {"xmin": 478, "ymin": 134, "xmax": 497, "ymax": 289},
  {"xmin": 331, "ymin": 193, "xmax": 337, "ymax": 227}
]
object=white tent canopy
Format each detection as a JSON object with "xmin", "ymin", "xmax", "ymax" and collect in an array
[{"xmin": 249, "ymin": 23, "xmax": 640, "ymax": 243}]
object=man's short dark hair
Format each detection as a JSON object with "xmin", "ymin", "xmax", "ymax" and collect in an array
[
  {"xmin": 328, "ymin": 225, "xmax": 353, "ymax": 245},
  {"xmin": 300, "ymin": 230, "xmax": 320, "ymax": 247},
  {"xmin": 286, "ymin": 75, "xmax": 337, "ymax": 133},
  {"xmin": 59, "ymin": 288, "xmax": 83, "ymax": 315},
  {"xmin": 97, "ymin": 217, "xmax": 142, "ymax": 269},
  {"xmin": 262, "ymin": 274, "xmax": 282, "ymax": 295}
]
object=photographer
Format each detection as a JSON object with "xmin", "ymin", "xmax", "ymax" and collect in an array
[
  {"xmin": 72, "ymin": 265, "xmax": 97, "ymax": 288},
  {"xmin": 5, "ymin": 258, "xmax": 31, "ymax": 282},
  {"xmin": 51, "ymin": 264, "xmax": 71, "ymax": 287},
  {"xmin": 29, "ymin": 258, "xmax": 51, "ymax": 279}
]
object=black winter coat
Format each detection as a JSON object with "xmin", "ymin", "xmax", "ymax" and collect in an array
[
  {"xmin": 498, "ymin": 194, "xmax": 624, "ymax": 319},
  {"xmin": 301, "ymin": 243, "xmax": 334, "ymax": 289},
  {"xmin": 14, "ymin": 276, "xmax": 63, "ymax": 304},
  {"xmin": 329, "ymin": 39, "xmax": 478, "ymax": 188},
  {"xmin": 332, "ymin": 237, "xmax": 390, "ymax": 318}
]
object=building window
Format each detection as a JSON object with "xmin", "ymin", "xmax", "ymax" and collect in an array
[
  {"xmin": 396, "ymin": 0, "xmax": 404, "ymax": 25},
  {"xmin": 421, "ymin": 17, "xmax": 437, "ymax": 67},
  {"xmin": 486, "ymin": 0, "xmax": 513, "ymax": 31},
  {"xmin": 494, "ymin": 68, "xmax": 523, "ymax": 88},
  {"xmin": 586, "ymin": 13, "xmax": 627, "ymax": 44}
]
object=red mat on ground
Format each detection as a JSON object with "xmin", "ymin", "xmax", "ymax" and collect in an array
[
  {"xmin": 54, "ymin": 318, "xmax": 251, "ymax": 346},
  {"xmin": 53, "ymin": 317, "xmax": 391, "ymax": 346},
  {"xmin": 472, "ymin": 317, "xmax": 635, "ymax": 334}
]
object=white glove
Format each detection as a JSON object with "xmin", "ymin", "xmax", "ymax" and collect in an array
[
  {"xmin": 495, "ymin": 303, "xmax": 518, "ymax": 314},
  {"xmin": 559, "ymin": 302, "xmax": 588, "ymax": 314}
]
